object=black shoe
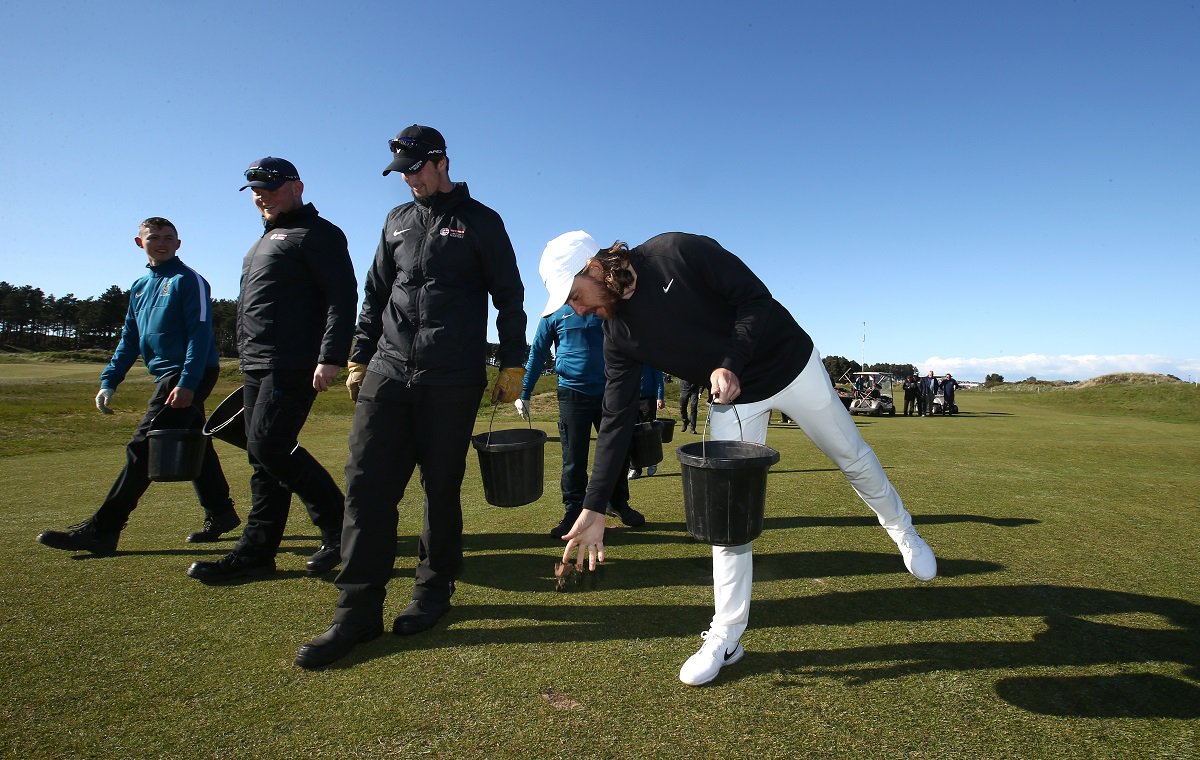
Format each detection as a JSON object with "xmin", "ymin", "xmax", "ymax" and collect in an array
[
  {"xmin": 550, "ymin": 504, "xmax": 583, "ymax": 540},
  {"xmin": 295, "ymin": 621, "xmax": 383, "ymax": 670},
  {"xmin": 186, "ymin": 511, "xmax": 241, "ymax": 543},
  {"xmin": 393, "ymin": 599, "xmax": 452, "ymax": 635},
  {"xmin": 37, "ymin": 518, "xmax": 119, "ymax": 555},
  {"xmin": 306, "ymin": 542, "xmax": 342, "ymax": 576},
  {"xmin": 187, "ymin": 551, "xmax": 275, "ymax": 583},
  {"xmin": 606, "ymin": 504, "xmax": 646, "ymax": 527}
]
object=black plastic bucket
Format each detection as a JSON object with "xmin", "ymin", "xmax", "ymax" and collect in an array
[
  {"xmin": 471, "ymin": 427, "xmax": 547, "ymax": 507},
  {"xmin": 148, "ymin": 408, "xmax": 207, "ymax": 482},
  {"xmin": 656, "ymin": 418, "xmax": 676, "ymax": 443},
  {"xmin": 630, "ymin": 421, "xmax": 663, "ymax": 469},
  {"xmin": 203, "ymin": 386, "xmax": 247, "ymax": 450},
  {"xmin": 676, "ymin": 439, "xmax": 780, "ymax": 546}
]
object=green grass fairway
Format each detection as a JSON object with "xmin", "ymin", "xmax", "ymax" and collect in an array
[{"xmin": 1, "ymin": 361, "xmax": 1197, "ymax": 759}]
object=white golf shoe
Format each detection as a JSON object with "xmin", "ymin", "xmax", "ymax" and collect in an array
[
  {"xmin": 887, "ymin": 525, "xmax": 937, "ymax": 581},
  {"xmin": 679, "ymin": 631, "xmax": 744, "ymax": 686}
]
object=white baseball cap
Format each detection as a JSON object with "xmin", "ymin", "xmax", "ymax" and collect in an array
[{"xmin": 539, "ymin": 230, "xmax": 600, "ymax": 317}]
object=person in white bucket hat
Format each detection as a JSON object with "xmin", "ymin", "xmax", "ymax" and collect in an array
[{"xmin": 538, "ymin": 230, "xmax": 937, "ymax": 686}]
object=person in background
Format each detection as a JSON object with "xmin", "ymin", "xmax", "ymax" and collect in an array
[
  {"xmin": 294, "ymin": 125, "xmax": 527, "ymax": 670},
  {"xmin": 940, "ymin": 373, "xmax": 959, "ymax": 415},
  {"xmin": 678, "ymin": 378, "xmax": 701, "ymax": 433},
  {"xmin": 38, "ymin": 217, "xmax": 240, "ymax": 555},
  {"xmin": 187, "ymin": 157, "xmax": 357, "ymax": 583},
  {"xmin": 920, "ymin": 370, "xmax": 939, "ymax": 418},
  {"xmin": 539, "ymin": 230, "xmax": 936, "ymax": 687},
  {"xmin": 903, "ymin": 374, "xmax": 919, "ymax": 416},
  {"xmin": 516, "ymin": 306, "xmax": 643, "ymax": 538},
  {"xmin": 627, "ymin": 364, "xmax": 664, "ymax": 479}
]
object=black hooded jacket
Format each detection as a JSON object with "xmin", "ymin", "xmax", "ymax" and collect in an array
[
  {"xmin": 236, "ymin": 203, "xmax": 358, "ymax": 371},
  {"xmin": 351, "ymin": 183, "xmax": 527, "ymax": 385}
]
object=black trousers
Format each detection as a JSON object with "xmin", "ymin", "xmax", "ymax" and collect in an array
[
  {"xmin": 679, "ymin": 385, "xmax": 699, "ymax": 429},
  {"xmin": 334, "ymin": 374, "xmax": 483, "ymax": 624},
  {"xmin": 236, "ymin": 368, "xmax": 344, "ymax": 558},
  {"xmin": 557, "ymin": 387, "xmax": 630, "ymax": 509},
  {"xmin": 93, "ymin": 367, "xmax": 232, "ymax": 533}
]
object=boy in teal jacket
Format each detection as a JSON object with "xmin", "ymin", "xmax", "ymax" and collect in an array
[{"xmin": 37, "ymin": 217, "xmax": 240, "ymax": 555}]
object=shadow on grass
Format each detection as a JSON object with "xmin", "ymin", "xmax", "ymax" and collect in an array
[
  {"xmin": 326, "ymin": 583, "xmax": 1199, "ymax": 721},
  {"xmin": 460, "ymin": 550, "xmax": 1002, "ymax": 592},
  {"xmin": 322, "ymin": 583, "xmax": 1200, "ymax": 718},
  {"xmin": 751, "ymin": 587, "xmax": 1200, "ymax": 719}
]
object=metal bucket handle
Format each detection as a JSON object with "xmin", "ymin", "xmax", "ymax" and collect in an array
[
  {"xmin": 698, "ymin": 400, "xmax": 747, "ymax": 461},
  {"xmin": 484, "ymin": 397, "xmax": 533, "ymax": 447}
]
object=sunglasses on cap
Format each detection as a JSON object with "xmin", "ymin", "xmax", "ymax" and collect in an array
[
  {"xmin": 243, "ymin": 167, "xmax": 300, "ymax": 183},
  {"xmin": 388, "ymin": 136, "xmax": 445, "ymax": 157}
]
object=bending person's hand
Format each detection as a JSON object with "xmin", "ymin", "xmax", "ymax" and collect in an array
[
  {"xmin": 514, "ymin": 398, "xmax": 530, "ymax": 421},
  {"xmin": 562, "ymin": 508, "xmax": 607, "ymax": 571},
  {"xmin": 95, "ymin": 388, "xmax": 114, "ymax": 415},
  {"xmin": 709, "ymin": 368, "xmax": 741, "ymax": 404}
]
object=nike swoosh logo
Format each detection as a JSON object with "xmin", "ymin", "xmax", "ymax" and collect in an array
[
  {"xmin": 723, "ymin": 648, "xmax": 737, "ymax": 661},
  {"xmin": 663, "ymin": 279, "xmax": 675, "ymax": 293},
  {"xmin": 393, "ymin": 227, "xmax": 412, "ymax": 237}
]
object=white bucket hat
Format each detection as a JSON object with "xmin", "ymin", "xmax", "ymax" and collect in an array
[{"xmin": 539, "ymin": 230, "xmax": 600, "ymax": 317}]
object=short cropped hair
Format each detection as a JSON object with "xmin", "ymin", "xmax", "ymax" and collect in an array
[{"xmin": 139, "ymin": 216, "xmax": 177, "ymax": 235}]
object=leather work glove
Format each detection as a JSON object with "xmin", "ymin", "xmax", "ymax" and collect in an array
[
  {"xmin": 491, "ymin": 367, "xmax": 525, "ymax": 404},
  {"xmin": 514, "ymin": 398, "xmax": 530, "ymax": 421},
  {"xmin": 345, "ymin": 361, "xmax": 368, "ymax": 401},
  {"xmin": 95, "ymin": 388, "xmax": 114, "ymax": 415}
]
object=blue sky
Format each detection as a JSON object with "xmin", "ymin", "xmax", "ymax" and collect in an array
[{"xmin": 1, "ymin": 1, "xmax": 1196, "ymax": 381}]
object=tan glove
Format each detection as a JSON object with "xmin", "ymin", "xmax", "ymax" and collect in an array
[
  {"xmin": 345, "ymin": 361, "xmax": 368, "ymax": 401},
  {"xmin": 491, "ymin": 367, "xmax": 525, "ymax": 403}
]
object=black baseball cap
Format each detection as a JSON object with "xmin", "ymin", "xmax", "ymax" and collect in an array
[
  {"xmin": 239, "ymin": 157, "xmax": 300, "ymax": 191},
  {"xmin": 382, "ymin": 125, "xmax": 447, "ymax": 176}
]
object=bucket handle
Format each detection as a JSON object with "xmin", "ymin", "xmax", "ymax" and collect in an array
[
  {"xmin": 699, "ymin": 400, "xmax": 746, "ymax": 459},
  {"xmin": 482, "ymin": 398, "xmax": 533, "ymax": 446}
]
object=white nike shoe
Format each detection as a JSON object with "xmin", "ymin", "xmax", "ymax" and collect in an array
[
  {"xmin": 887, "ymin": 525, "xmax": 937, "ymax": 581},
  {"xmin": 679, "ymin": 631, "xmax": 744, "ymax": 686}
]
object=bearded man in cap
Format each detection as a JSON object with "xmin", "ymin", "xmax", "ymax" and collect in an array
[
  {"xmin": 539, "ymin": 231, "xmax": 937, "ymax": 686},
  {"xmin": 295, "ymin": 126, "xmax": 527, "ymax": 669},
  {"xmin": 187, "ymin": 157, "xmax": 358, "ymax": 583}
]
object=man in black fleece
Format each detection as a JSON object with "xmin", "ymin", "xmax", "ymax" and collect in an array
[
  {"xmin": 295, "ymin": 126, "xmax": 527, "ymax": 670},
  {"xmin": 188, "ymin": 157, "xmax": 357, "ymax": 583},
  {"xmin": 539, "ymin": 230, "xmax": 937, "ymax": 686}
]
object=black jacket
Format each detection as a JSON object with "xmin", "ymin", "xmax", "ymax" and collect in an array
[
  {"xmin": 583, "ymin": 232, "xmax": 814, "ymax": 512},
  {"xmin": 351, "ymin": 183, "xmax": 526, "ymax": 385},
  {"xmin": 236, "ymin": 203, "xmax": 358, "ymax": 371}
]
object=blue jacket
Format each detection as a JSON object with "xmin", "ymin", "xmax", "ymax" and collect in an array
[
  {"xmin": 521, "ymin": 305, "xmax": 606, "ymax": 398},
  {"xmin": 101, "ymin": 257, "xmax": 218, "ymax": 392},
  {"xmin": 639, "ymin": 365, "xmax": 664, "ymax": 401}
]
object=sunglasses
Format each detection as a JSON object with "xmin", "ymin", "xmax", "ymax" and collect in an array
[
  {"xmin": 243, "ymin": 167, "xmax": 299, "ymax": 184},
  {"xmin": 388, "ymin": 136, "xmax": 445, "ymax": 157}
]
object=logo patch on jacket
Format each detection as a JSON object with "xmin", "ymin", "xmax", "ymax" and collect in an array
[
  {"xmin": 161, "ymin": 281, "xmax": 172, "ymax": 296},
  {"xmin": 439, "ymin": 227, "xmax": 466, "ymax": 239},
  {"xmin": 270, "ymin": 233, "xmax": 288, "ymax": 240}
]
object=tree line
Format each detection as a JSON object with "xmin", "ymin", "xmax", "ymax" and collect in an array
[
  {"xmin": 4, "ymin": 281, "xmax": 921, "ymax": 383},
  {"xmin": 0, "ymin": 282, "xmax": 239, "ymax": 356}
]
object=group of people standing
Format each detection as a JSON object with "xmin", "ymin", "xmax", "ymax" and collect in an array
[
  {"xmin": 901, "ymin": 370, "xmax": 960, "ymax": 416},
  {"xmin": 37, "ymin": 124, "xmax": 938, "ymax": 686}
]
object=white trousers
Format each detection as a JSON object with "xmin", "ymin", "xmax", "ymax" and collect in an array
[{"xmin": 705, "ymin": 350, "xmax": 913, "ymax": 641}]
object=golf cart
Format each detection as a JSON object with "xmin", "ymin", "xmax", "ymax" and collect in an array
[
  {"xmin": 932, "ymin": 391, "xmax": 959, "ymax": 415},
  {"xmin": 844, "ymin": 371, "xmax": 897, "ymax": 417}
]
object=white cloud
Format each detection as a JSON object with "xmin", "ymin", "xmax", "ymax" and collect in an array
[{"xmin": 920, "ymin": 354, "xmax": 1200, "ymax": 382}]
